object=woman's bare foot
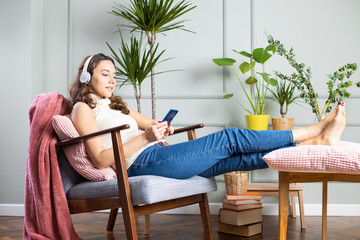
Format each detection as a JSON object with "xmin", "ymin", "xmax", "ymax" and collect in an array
[
  {"xmin": 306, "ymin": 105, "xmax": 339, "ymax": 138},
  {"xmin": 292, "ymin": 105, "xmax": 339, "ymax": 142},
  {"xmin": 298, "ymin": 103, "xmax": 346, "ymax": 146}
]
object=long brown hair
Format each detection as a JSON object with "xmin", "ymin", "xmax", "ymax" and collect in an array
[{"xmin": 69, "ymin": 53, "xmax": 129, "ymax": 114}]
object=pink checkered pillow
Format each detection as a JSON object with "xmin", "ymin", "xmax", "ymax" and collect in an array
[
  {"xmin": 263, "ymin": 141, "xmax": 360, "ymax": 174},
  {"xmin": 52, "ymin": 115, "xmax": 116, "ymax": 181}
]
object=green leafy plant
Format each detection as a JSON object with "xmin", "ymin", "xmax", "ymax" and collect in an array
[
  {"xmin": 106, "ymin": 32, "xmax": 164, "ymax": 113},
  {"xmin": 268, "ymin": 78, "xmax": 300, "ymax": 118},
  {"xmin": 267, "ymin": 34, "xmax": 360, "ymax": 121},
  {"xmin": 213, "ymin": 45, "xmax": 278, "ymax": 115},
  {"xmin": 110, "ymin": 0, "xmax": 196, "ymax": 119}
]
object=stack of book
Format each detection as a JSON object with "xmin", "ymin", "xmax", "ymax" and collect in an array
[{"xmin": 218, "ymin": 192, "xmax": 264, "ymax": 237}]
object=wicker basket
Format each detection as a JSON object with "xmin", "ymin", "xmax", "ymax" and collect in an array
[
  {"xmin": 224, "ymin": 171, "xmax": 249, "ymax": 195},
  {"xmin": 272, "ymin": 117, "xmax": 294, "ymax": 130}
]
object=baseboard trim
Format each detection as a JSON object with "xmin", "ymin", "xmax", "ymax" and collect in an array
[
  {"xmin": 3, "ymin": 203, "xmax": 360, "ymax": 217},
  {"xmin": 0, "ymin": 204, "xmax": 25, "ymax": 216}
]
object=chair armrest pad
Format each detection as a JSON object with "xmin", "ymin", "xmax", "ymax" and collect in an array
[
  {"xmin": 55, "ymin": 124, "xmax": 130, "ymax": 148},
  {"xmin": 173, "ymin": 124, "xmax": 204, "ymax": 135}
]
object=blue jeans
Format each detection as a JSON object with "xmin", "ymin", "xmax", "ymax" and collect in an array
[{"xmin": 128, "ymin": 128, "xmax": 295, "ymax": 179}]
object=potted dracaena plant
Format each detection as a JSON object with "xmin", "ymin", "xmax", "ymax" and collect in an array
[
  {"xmin": 213, "ymin": 45, "xmax": 278, "ymax": 130},
  {"xmin": 110, "ymin": 0, "xmax": 196, "ymax": 119},
  {"xmin": 268, "ymin": 77, "xmax": 300, "ymax": 130},
  {"xmin": 106, "ymin": 32, "xmax": 164, "ymax": 113}
]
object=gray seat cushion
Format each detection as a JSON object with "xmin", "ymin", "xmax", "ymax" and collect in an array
[
  {"xmin": 58, "ymin": 147, "xmax": 217, "ymax": 206},
  {"xmin": 67, "ymin": 175, "xmax": 217, "ymax": 205}
]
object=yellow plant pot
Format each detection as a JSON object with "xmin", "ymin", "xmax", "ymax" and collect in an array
[{"xmin": 245, "ymin": 115, "xmax": 270, "ymax": 130}]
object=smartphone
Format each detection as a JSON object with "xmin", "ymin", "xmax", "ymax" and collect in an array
[{"xmin": 162, "ymin": 109, "xmax": 178, "ymax": 125}]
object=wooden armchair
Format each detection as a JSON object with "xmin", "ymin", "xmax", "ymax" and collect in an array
[{"xmin": 55, "ymin": 123, "xmax": 217, "ymax": 240}]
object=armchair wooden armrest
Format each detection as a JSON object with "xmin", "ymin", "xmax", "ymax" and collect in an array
[
  {"xmin": 173, "ymin": 123, "xmax": 204, "ymax": 141},
  {"xmin": 55, "ymin": 124, "xmax": 130, "ymax": 148},
  {"xmin": 55, "ymin": 123, "xmax": 204, "ymax": 148}
]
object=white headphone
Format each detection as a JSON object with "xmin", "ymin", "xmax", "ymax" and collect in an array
[{"xmin": 80, "ymin": 55, "xmax": 93, "ymax": 84}]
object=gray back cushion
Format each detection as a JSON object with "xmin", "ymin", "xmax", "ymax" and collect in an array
[{"xmin": 57, "ymin": 149, "xmax": 86, "ymax": 195}]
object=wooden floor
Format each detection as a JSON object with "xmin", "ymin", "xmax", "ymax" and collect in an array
[{"xmin": 2, "ymin": 213, "xmax": 360, "ymax": 240}]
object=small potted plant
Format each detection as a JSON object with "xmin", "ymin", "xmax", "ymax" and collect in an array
[
  {"xmin": 268, "ymin": 77, "xmax": 299, "ymax": 130},
  {"xmin": 213, "ymin": 45, "xmax": 278, "ymax": 130}
]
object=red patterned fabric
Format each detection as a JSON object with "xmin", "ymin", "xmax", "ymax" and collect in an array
[
  {"xmin": 263, "ymin": 141, "xmax": 360, "ymax": 174},
  {"xmin": 24, "ymin": 92, "xmax": 82, "ymax": 240}
]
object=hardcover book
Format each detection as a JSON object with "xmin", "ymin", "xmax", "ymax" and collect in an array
[
  {"xmin": 225, "ymin": 192, "xmax": 262, "ymax": 200},
  {"xmin": 222, "ymin": 202, "xmax": 263, "ymax": 211},
  {"xmin": 223, "ymin": 198, "xmax": 264, "ymax": 205},
  {"xmin": 219, "ymin": 207, "xmax": 263, "ymax": 226},
  {"xmin": 218, "ymin": 222, "xmax": 263, "ymax": 237}
]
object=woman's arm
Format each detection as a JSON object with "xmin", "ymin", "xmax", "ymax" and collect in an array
[
  {"xmin": 128, "ymin": 107, "xmax": 155, "ymax": 130},
  {"xmin": 70, "ymin": 103, "xmax": 170, "ymax": 169}
]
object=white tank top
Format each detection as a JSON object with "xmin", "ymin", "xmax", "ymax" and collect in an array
[{"xmin": 91, "ymin": 94, "xmax": 155, "ymax": 168}]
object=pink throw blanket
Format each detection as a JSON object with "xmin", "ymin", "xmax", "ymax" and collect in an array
[{"xmin": 24, "ymin": 92, "xmax": 82, "ymax": 240}]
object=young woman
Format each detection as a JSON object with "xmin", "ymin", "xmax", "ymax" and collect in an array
[{"xmin": 69, "ymin": 53, "xmax": 346, "ymax": 179}]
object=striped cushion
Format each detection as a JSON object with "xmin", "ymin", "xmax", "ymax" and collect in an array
[
  {"xmin": 263, "ymin": 141, "xmax": 360, "ymax": 174},
  {"xmin": 52, "ymin": 115, "xmax": 117, "ymax": 181}
]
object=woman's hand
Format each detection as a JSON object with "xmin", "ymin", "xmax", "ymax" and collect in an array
[
  {"xmin": 144, "ymin": 121, "xmax": 170, "ymax": 142},
  {"xmin": 161, "ymin": 122, "xmax": 174, "ymax": 139}
]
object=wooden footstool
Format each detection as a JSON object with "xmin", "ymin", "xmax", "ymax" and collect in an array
[{"xmin": 247, "ymin": 182, "xmax": 305, "ymax": 229}]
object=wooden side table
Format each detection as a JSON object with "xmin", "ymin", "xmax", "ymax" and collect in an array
[{"xmin": 247, "ymin": 182, "xmax": 305, "ymax": 229}]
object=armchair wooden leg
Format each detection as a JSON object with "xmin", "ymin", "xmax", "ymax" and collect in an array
[
  {"xmin": 107, "ymin": 208, "xmax": 119, "ymax": 231},
  {"xmin": 199, "ymin": 193, "xmax": 214, "ymax": 240},
  {"xmin": 135, "ymin": 215, "xmax": 150, "ymax": 235},
  {"xmin": 144, "ymin": 214, "xmax": 150, "ymax": 235},
  {"xmin": 122, "ymin": 207, "xmax": 138, "ymax": 240}
]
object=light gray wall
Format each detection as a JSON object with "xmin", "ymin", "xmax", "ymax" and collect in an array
[
  {"xmin": 1, "ymin": 0, "xmax": 360, "ymax": 214},
  {"xmin": 1, "ymin": 0, "xmax": 31, "ymax": 204}
]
